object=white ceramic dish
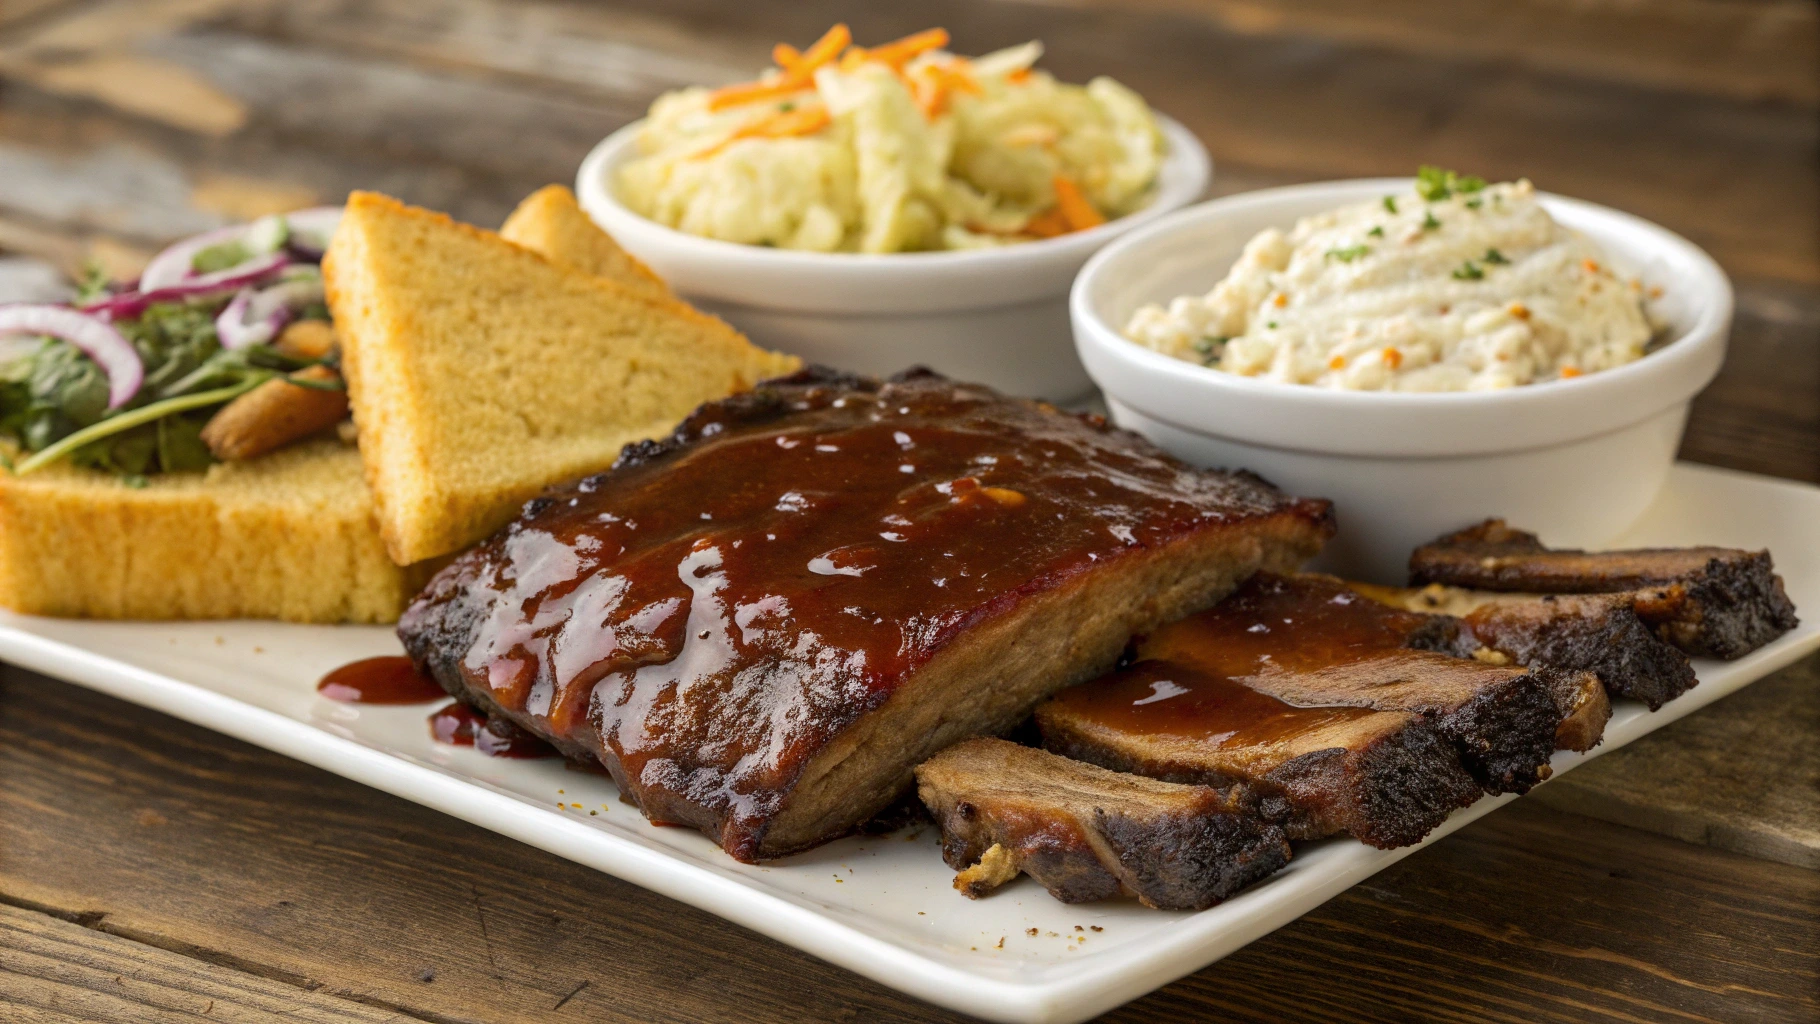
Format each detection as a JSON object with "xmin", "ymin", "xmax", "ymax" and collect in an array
[
  {"xmin": 576, "ymin": 116, "xmax": 1210, "ymax": 401},
  {"xmin": 4, "ymin": 462, "xmax": 1813, "ymax": 1023},
  {"xmin": 1071, "ymin": 180, "xmax": 1732, "ymax": 581}
]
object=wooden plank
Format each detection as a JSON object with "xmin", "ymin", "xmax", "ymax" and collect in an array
[
  {"xmin": 2, "ymin": 672, "xmax": 1814, "ymax": 1024},
  {"xmin": 0, "ymin": 254, "xmax": 68, "ymax": 302},
  {"xmin": 0, "ymin": 0, "xmax": 1812, "ymax": 284},
  {"xmin": 1680, "ymin": 281, "xmax": 1820, "ymax": 483},
  {"xmin": 222, "ymin": 0, "xmax": 757, "ymax": 98},
  {"xmin": 1069, "ymin": 0, "xmax": 1820, "ymax": 106},
  {"xmin": 1531, "ymin": 654, "xmax": 1820, "ymax": 870},
  {"xmin": 0, "ymin": 0, "xmax": 78, "ymax": 31},
  {"xmin": 1167, "ymin": 798, "xmax": 1820, "ymax": 1024},
  {"xmin": 0, "ymin": 903, "xmax": 413, "ymax": 1023}
]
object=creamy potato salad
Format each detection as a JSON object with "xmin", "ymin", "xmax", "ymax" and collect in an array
[
  {"xmin": 616, "ymin": 25, "xmax": 1164, "ymax": 253},
  {"xmin": 1124, "ymin": 169, "xmax": 1655, "ymax": 391}
]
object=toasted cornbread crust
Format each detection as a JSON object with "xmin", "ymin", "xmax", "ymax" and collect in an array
[
  {"xmin": 500, "ymin": 185, "xmax": 670, "ymax": 301},
  {"xmin": 0, "ymin": 440, "xmax": 426, "ymax": 622},
  {"xmin": 326, "ymin": 191, "xmax": 800, "ymax": 564}
]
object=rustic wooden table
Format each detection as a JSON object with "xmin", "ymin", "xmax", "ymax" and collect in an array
[{"xmin": 1, "ymin": 1, "xmax": 1816, "ymax": 1021}]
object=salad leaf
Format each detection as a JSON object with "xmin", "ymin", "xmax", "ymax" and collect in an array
[{"xmin": 157, "ymin": 412, "xmax": 216, "ymax": 472}]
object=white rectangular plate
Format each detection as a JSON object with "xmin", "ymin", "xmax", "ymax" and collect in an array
[{"xmin": 4, "ymin": 462, "xmax": 1816, "ymax": 1023}]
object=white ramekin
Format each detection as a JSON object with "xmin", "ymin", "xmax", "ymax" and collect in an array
[
  {"xmin": 1071, "ymin": 179, "xmax": 1732, "ymax": 581},
  {"xmin": 576, "ymin": 116, "xmax": 1210, "ymax": 401}
]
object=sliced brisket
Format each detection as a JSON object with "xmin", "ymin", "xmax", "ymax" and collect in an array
[
  {"xmin": 1408, "ymin": 519, "xmax": 1798, "ymax": 659},
  {"xmin": 1135, "ymin": 573, "xmax": 1558, "ymax": 793},
  {"xmin": 915, "ymin": 738, "xmax": 1290, "ymax": 910},
  {"xmin": 1358, "ymin": 581, "xmax": 1695, "ymax": 711},
  {"xmin": 1037, "ymin": 660, "xmax": 1478, "ymax": 849}
]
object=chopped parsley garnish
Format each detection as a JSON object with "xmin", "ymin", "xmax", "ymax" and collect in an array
[
  {"xmin": 1421, "ymin": 210, "xmax": 1442, "ymax": 232},
  {"xmin": 1452, "ymin": 260, "xmax": 1484, "ymax": 281},
  {"xmin": 1483, "ymin": 248, "xmax": 1509, "ymax": 265},
  {"xmin": 1382, "ymin": 196, "xmax": 1398, "ymax": 215},
  {"xmin": 1191, "ymin": 336, "xmax": 1229, "ymax": 365},
  {"xmin": 778, "ymin": 101, "xmax": 796, "ymax": 112},
  {"xmin": 1415, "ymin": 165, "xmax": 1487, "ymax": 201},
  {"xmin": 1367, "ymin": 225, "xmax": 1384, "ymax": 238},
  {"xmin": 1324, "ymin": 245, "xmax": 1372, "ymax": 263},
  {"xmin": 1266, "ymin": 320, "xmax": 1279, "ymax": 330},
  {"xmin": 1465, "ymin": 197, "xmax": 1483, "ymax": 210}
]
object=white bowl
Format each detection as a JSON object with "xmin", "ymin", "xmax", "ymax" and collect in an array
[
  {"xmin": 576, "ymin": 115, "xmax": 1210, "ymax": 401},
  {"xmin": 1071, "ymin": 179, "xmax": 1732, "ymax": 581}
]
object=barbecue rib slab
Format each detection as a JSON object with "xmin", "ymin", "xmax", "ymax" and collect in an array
[
  {"xmin": 400, "ymin": 368, "xmax": 1334, "ymax": 861},
  {"xmin": 1133, "ymin": 573, "xmax": 1558, "ymax": 793},
  {"xmin": 915, "ymin": 739, "xmax": 1291, "ymax": 910},
  {"xmin": 1408, "ymin": 519, "xmax": 1798, "ymax": 659},
  {"xmin": 1037, "ymin": 660, "xmax": 1479, "ymax": 848},
  {"xmin": 1357, "ymin": 581, "xmax": 1694, "ymax": 711}
]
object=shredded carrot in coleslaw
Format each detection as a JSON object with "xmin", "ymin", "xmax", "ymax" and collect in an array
[
  {"xmin": 866, "ymin": 28, "xmax": 950, "ymax": 68},
  {"xmin": 1052, "ymin": 176, "xmax": 1106, "ymax": 232},
  {"xmin": 911, "ymin": 61, "xmax": 982, "ymax": 119},
  {"xmin": 710, "ymin": 24, "xmax": 850, "ymax": 110},
  {"xmin": 690, "ymin": 106, "xmax": 832, "ymax": 160},
  {"xmin": 714, "ymin": 25, "xmax": 1003, "ymax": 118}
]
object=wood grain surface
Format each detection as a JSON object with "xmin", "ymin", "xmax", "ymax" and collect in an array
[
  {"xmin": 0, "ymin": 0, "xmax": 1816, "ymax": 1021},
  {"xmin": 4, "ymin": 673, "xmax": 1817, "ymax": 1024},
  {"xmin": 1532, "ymin": 652, "xmax": 1820, "ymax": 870}
]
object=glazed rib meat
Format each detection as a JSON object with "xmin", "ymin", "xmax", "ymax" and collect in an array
[
  {"xmin": 1038, "ymin": 660, "xmax": 1479, "ymax": 848},
  {"xmin": 1129, "ymin": 573, "xmax": 1559, "ymax": 793},
  {"xmin": 1356, "ymin": 581, "xmax": 1693, "ymax": 711},
  {"xmin": 1408, "ymin": 519, "xmax": 1798, "ymax": 659},
  {"xmin": 399, "ymin": 368, "xmax": 1334, "ymax": 861},
  {"xmin": 915, "ymin": 738, "xmax": 1291, "ymax": 910}
]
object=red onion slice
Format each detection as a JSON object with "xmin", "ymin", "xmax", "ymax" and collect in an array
[
  {"xmin": 281, "ymin": 207, "xmax": 345, "ymax": 260},
  {"xmin": 139, "ymin": 207, "xmax": 341, "ymax": 292},
  {"xmin": 0, "ymin": 304, "xmax": 143, "ymax": 409},
  {"xmin": 137, "ymin": 224, "xmax": 250, "ymax": 292},
  {"xmin": 214, "ymin": 274, "xmax": 326, "ymax": 350},
  {"xmin": 81, "ymin": 255, "xmax": 291, "ymax": 323}
]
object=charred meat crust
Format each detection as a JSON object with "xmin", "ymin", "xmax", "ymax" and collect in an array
[
  {"xmin": 1350, "ymin": 581, "xmax": 1696, "ymax": 713},
  {"xmin": 1468, "ymin": 594, "xmax": 1695, "ymax": 711},
  {"xmin": 1408, "ymin": 519, "xmax": 1797, "ymax": 659},
  {"xmin": 915, "ymin": 739, "xmax": 1290, "ymax": 911},
  {"xmin": 1635, "ymin": 566, "xmax": 1799, "ymax": 660},
  {"xmin": 1420, "ymin": 671, "xmax": 1558, "ymax": 793},
  {"xmin": 401, "ymin": 368, "xmax": 1334, "ymax": 862},
  {"xmin": 1268, "ymin": 727, "xmax": 1480, "ymax": 848},
  {"xmin": 1038, "ymin": 710, "xmax": 1477, "ymax": 850}
]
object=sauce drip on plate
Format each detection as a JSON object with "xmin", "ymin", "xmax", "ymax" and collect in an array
[
  {"xmin": 317, "ymin": 656, "xmax": 446, "ymax": 704},
  {"xmin": 427, "ymin": 702, "xmax": 556, "ymax": 759}
]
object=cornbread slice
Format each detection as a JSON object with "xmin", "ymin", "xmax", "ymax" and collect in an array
[
  {"xmin": 325, "ymin": 191, "xmax": 800, "ymax": 565},
  {"xmin": 0, "ymin": 440, "xmax": 426, "ymax": 622},
  {"xmin": 500, "ymin": 185, "xmax": 669, "ymax": 301}
]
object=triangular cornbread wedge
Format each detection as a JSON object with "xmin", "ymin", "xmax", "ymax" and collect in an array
[
  {"xmin": 500, "ymin": 185, "xmax": 670, "ymax": 301},
  {"xmin": 324, "ymin": 191, "xmax": 800, "ymax": 565}
]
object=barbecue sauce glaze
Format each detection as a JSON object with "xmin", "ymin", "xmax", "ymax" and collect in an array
[
  {"xmin": 400, "ymin": 371, "xmax": 1330, "ymax": 859},
  {"xmin": 1055, "ymin": 574, "xmax": 1448, "ymax": 743}
]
